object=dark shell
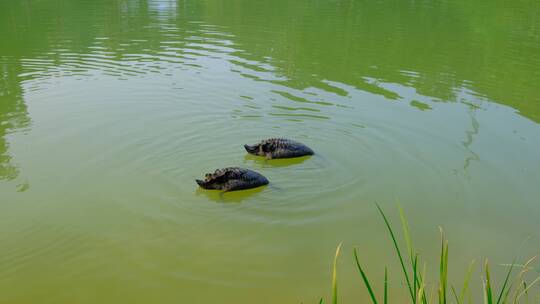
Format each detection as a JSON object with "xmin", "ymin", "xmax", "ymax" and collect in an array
[
  {"xmin": 244, "ymin": 138, "xmax": 314, "ymax": 159},
  {"xmin": 196, "ymin": 167, "xmax": 269, "ymax": 191}
]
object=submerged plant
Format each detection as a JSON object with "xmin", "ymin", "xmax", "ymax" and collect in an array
[{"xmin": 320, "ymin": 204, "xmax": 539, "ymax": 303}]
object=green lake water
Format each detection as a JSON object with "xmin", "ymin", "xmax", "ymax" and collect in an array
[{"xmin": 1, "ymin": 0, "xmax": 540, "ymax": 302}]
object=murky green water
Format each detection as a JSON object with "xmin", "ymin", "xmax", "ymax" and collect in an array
[{"xmin": 1, "ymin": 0, "xmax": 540, "ymax": 302}]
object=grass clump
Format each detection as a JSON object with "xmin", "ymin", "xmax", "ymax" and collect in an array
[{"xmin": 320, "ymin": 204, "xmax": 539, "ymax": 304}]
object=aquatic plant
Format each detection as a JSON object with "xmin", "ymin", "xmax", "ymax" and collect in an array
[{"xmin": 319, "ymin": 204, "xmax": 539, "ymax": 304}]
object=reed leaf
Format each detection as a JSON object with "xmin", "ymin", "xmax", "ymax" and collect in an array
[
  {"xmin": 418, "ymin": 284, "xmax": 426, "ymax": 304},
  {"xmin": 485, "ymin": 260, "xmax": 493, "ymax": 304},
  {"xmin": 461, "ymin": 260, "xmax": 476, "ymax": 304},
  {"xmin": 384, "ymin": 267, "xmax": 388, "ymax": 304},
  {"xmin": 332, "ymin": 243, "xmax": 342, "ymax": 304},
  {"xmin": 420, "ymin": 262, "xmax": 428, "ymax": 304},
  {"xmin": 484, "ymin": 280, "xmax": 489, "ymax": 304},
  {"xmin": 317, "ymin": 206, "xmax": 539, "ymax": 304},
  {"xmin": 438, "ymin": 228, "xmax": 449, "ymax": 304},
  {"xmin": 452, "ymin": 286, "xmax": 461, "ymax": 304},
  {"xmin": 375, "ymin": 203, "xmax": 415, "ymax": 300},
  {"xmin": 413, "ymin": 254, "xmax": 418, "ymax": 304},
  {"xmin": 353, "ymin": 247, "xmax": 379, "ymax": 304},
  {"xmin": 398, "ymin": 203, "xmax": 414, "ymax": 265},
  {"xmin": 515, "ymin": 276, "xmax": 540, "ymax": 302},
  {"xmin": 496, "ymin": 259, "xmax": 516, "ymax": 304}
]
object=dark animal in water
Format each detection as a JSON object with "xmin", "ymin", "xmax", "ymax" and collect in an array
[
  {"xmin": 196, "ymin": 167, "xmax": 269, "ymax": 191},
  {"xmin": 244, "ymin": 138, "xmax": 314, "ymax": 159}
]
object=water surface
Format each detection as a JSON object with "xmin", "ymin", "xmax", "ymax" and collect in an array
[{"xmin": 1, "ymin": 0, "xmax": 540, "ymax": 303}]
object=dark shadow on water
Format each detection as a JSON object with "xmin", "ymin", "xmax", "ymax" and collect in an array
[
  {"xmin": 243, "ymin": 153, "xmax": 312, "ymax": 168},
  {"xmin": 195, "ymin": 185, "xmax": 267, "ymax": 203}
]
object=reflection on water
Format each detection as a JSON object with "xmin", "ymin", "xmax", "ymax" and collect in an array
[
  {"xmin": 243, "ymin": 153, "xmax": 312, "ymax": 168},
  {"xmin": 0, "ymin": 0, "xmax": 538, "ymax": 122},
  {"xmin": 0, "ymin": 60, "xmax": 29, "ymax": 181},
  {"xmin": 410, "ymin": 100, "xmax": 432, "ymax": 112},
  {"xmin": 1, "ymin": 0, "xmax": 540, "ymax": 303},
  {"xmin": 195, "ymin": 185, "xmax": 267, "ymax": 203},
  {"xmin": 462, "ymin": 109, "xmax": 480, "ymax": 172},
  {"xmin": 203, "ymin": 0, "xmax": 540, "ymax": 121}
]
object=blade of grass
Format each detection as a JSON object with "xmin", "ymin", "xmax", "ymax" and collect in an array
[
  {"xmin": 439, "ymin": 228, "xmax": 449, "ymax": 304},
  {"xmin": 512, "ymin": 280, "xmax": 524, "ymax": 304},
  {"xmin": 516, "ymin": 276, "xmax": 540, "ymax": 302},
  {"xmin": 460, "ymin": 260, "xmax": 476, "ymax": 303},
  {"xmin": 353, "ymin": 247, "xmax": 379, "ymax": 304},
  {"xmin": 384, "ymin": 267, "xmax": 388, "ymax": 304},
  {"xmin": 511, "ymin": 257, "xmax": 538, "ymax": 304},
  {"xmin": 375, "ymin": 203, "xmax": 415, "ymax": 300},
  {"xmin": 501, "ymin": 283, "xmax": 513, "ymax": 304},
  {"xmin": 418, "ymin": 284, "xmax": 426, "ymax": 304},
  {"xmin": 414, "ymin": 254, "xmax": 418, "ymax": 304},
  {"xmin": 399, "ymin": 203, "xmax": 426, "ymax": 304},
  {"xmin": 484, "ymin": 280, "xmax": 489, "ymax": 304},
  {"xmin": 401, "ymin": 218, "xmax": 428, "ymax": 304},
  {"xmin": 451, "ymin": 286, "xmax": 461, "ymax": 304},
  {"xmin": 420, "ymin": 262, "xmax": 428, "ymax": 304},
  {"xmin": 398, "ymin": 203, "xmax": 414, "ymax": 264},
  {"xmin": 485, "ymin": 260, "xmax": 493, "ymax": 304},
  {"xmin": 523, "ymin": 281, "xmax": 528, "ymax": 304},
  {"xmin": 496, "ymin": 258, "xmax": 516, "ymax": 304},
  {"xmin": 444, "ymin": 240, "xmax": 449, "ymax": 299},
  {"xmin": 319, "ymin": 298, "xmax": 324, "ymax": 304},
  {"xmin": 332, "ymin": 243, "xmax": 342, "ymax": 304}
]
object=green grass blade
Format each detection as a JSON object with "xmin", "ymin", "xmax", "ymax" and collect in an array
[
  {"xmin": 501, "ymin": 284, "xmax": 513, "ymax": 304},
  {"xmin": 445, "ymin": 243, "xmax": 449, "ymax": 303},
  {"xmin": 439, "ymin": 229, "xmax": 449, "ymax": 304},
  {"xmin": 332, "ymin": 243, "xmax": 342, "ymax": 304},
  {"xmin": 398, "ymin": 203, "xmax": 414, "ymax": 264},
  {"xmin": 512, "ymin": 280, "xmax": 523, "ymax": 304},
  {"xmin": 375, "ymin": 203, "xmax": 415, "ymax": 300},
  {"xmin": 417, "ymin": 285, "xmax": 426, "ymax": 304},
  {"xmin": 420, "ymin": 263, "xmax": 428, "ymax": 304},
  {"xmin": 401, "ymin": 204, "xmax": 428, "ymax": 304},
  {"xmin": 384, "ymin": 267, "xmax": 388, "ymax": 304},
  {"xmin": 496, "ymin": 258, "xmax": 516, "ymax": 304},
  {"xmin": 413, "ymin": 255, "xmax": 418, "ymax": 304},
  {"xmin": 485, "ymin": 260, "xmax": 494, "ymax": 304},
  {"xmin": 353, "ymin": 248, "xmax": 379, "ymax": 304},
  {"xmin": 319, "ymin": 298, "xmax": 325, "ymax": 304},
  {"xmin": 484, "ymin": 280, "xmax": 489, "ymax": 304},
  {"xmin": 460, "ymin": 260, "xmax": 476, "ymax": 303},
  {"xmin": 452, "ymin": 286, "xmax": 461, "ymax": 304}
]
